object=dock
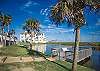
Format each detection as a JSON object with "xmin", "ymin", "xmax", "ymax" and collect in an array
[{"xmin": 51, "ymin": 47, "xmax": 92, "ymax": 62}]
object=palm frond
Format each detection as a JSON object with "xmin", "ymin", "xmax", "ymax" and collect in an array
[
  {"xmin": 49, "ymin": 0, "xmax": 99, "ymax": 28},
  {"xmin": 23, "ymin": 18, "xmax": 40, "ymax": 33}
]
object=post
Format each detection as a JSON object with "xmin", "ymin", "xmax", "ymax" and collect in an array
[
  {"xmin": 58, "ymin": 48, "xmax": 60, "ymax": 60},
  {"xmin": 64, "ymin": 51, "xmax": 67, "ymax": 61}
]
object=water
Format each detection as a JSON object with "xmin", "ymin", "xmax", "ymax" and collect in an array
[
  {"xmin": 32, "ymin": 44, "xmax": 100, "ymax": 71},
  {"xmin": 89, "ymin": 50, "xmax": 100, "ymax": 71}
]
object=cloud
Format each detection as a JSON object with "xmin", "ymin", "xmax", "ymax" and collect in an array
[
  {"xmin": 40, "ymin": 8, "xmax": 50, "ymax": 16},
  {"xmin": 24, "ymin": 0, "xmax": 39, "ymax": 8},
  {"xmin": 41, "ymin": 24, "xmax": 74, "ymax": 34},
  {"xmin": 88, "ymin": 31, "xmax": 100, "ymax": 35},
  {"xmin": 59, "ymin": 29, "xmax": 74, "ymax": 33},
  {"xmin": 44, "ymin": 8, "xmax": 48, "ymax": 13},
  {"xmin": 24, "ymin": 1, "xmax": 33, "ymax": 7},
  {"xmin": 20, "ymin": 0, "xmax": 39, "ymax": 14},
  {"xmin": 44, "ymin": 19, "xmax": 51, "ymax": 23},
  {"xmin": 40, "ymin": 9, "xmax": 43, "ymax": 14},
  {"xmin": 40, "ymin": 25, "xmax": 48, "ymax": 28}
]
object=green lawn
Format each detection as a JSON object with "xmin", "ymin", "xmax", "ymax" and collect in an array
[
  {"xmin": 0, "ymin": 45, "xmax": 29, "ymax": 56},
  {"xmin": 0, "ymin": 61, "xmax": 95, "ymax": 71},
  {"xmin": 0, "ymin": 44, "xmax": 46, "ymax": 57}
]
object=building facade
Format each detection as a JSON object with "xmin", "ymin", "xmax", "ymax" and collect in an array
[
  {"xmin": 0, "ymin": 33, "xmax": 17, "ymax": 47},
  {"xmin": 20, "ymin": 31, "xmax": 47, "ymax": 43}
]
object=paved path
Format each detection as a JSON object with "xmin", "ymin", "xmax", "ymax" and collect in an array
[
  {"xmin": 11, "ymin": 67, "xmax": 35, "ymax": 71},
  {"xmin": 0, "ymin": 56, "xmax": 45, "ymax": 63}
]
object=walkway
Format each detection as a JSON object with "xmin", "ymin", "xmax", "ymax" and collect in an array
[
  {"xmin": 0, "ymin": 56, "xmax": 57, "ymax": 64},
  {"xmin": 0, "ymin": 56, "xmax": 45, "ymax": 63}
]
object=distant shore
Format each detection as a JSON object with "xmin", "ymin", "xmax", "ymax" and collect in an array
[{"xmin": 47, "ymin": 42, "xmax": 100, "ymax": 46}]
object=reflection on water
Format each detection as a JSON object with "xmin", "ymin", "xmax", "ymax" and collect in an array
[
  {"xmin": 90, "ymin": 50, "xmax": 100, "ymax": 71},
  {"xmin": 31, "ymin": 44, "xmax": 100, "ymax": 71},
  {"xmin": 32, "ymin": 44, "xmax": 46, "ymax": 54}
]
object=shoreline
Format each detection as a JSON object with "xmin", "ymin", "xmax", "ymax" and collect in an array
[{"xmin": 47, "ymin": 42, "xmax": 100, "ymax": 47}]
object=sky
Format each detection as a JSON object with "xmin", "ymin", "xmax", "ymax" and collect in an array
[{"xmin": 0, "ymin": 0, "xmax": 100, "ymax": 42}]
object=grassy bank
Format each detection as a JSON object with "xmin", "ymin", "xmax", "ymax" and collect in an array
[
  {"xmin": 47, "ymin": 42, "xmax": 100, "ymax": 46},
  {"xmin": 0, "ymin": 45, "xmax": 29, "ymax": 56},
  {"xmin": 0, "ymin": 44, "xmax": 47, "ymax": 57},
  {"xmin": 0, "ymin": 61, "xmax": 95, "ymax": 71},
  {"xmin": 0, "ymin": 44, "xmax": 95, "ymax": 71}
]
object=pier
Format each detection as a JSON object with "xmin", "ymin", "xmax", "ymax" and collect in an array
[{"xmin": 51, "ymin": 47, "xmax": 92, "ymax": 62}]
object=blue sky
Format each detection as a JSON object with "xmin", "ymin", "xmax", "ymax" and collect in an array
[{"xmin": 0, "ymin": 0, "xmax": 100, "ymax": 42}]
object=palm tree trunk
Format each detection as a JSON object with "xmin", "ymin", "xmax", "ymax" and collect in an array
[
  {"xmin": 1, "ymin": 25, "xmax": 4, "ymax": 46},
  {"xmin": 14, "ymin": 38, "xmax": 15, "ymax": 44},
  {"xmin": 25, "ymin": 33, "xmax": 26, "ymax": 42},
  {"xmin": 8, "ymin": 25, "xmax": 11, "ymax": 46},
  {"xmin": 72, "ymin": 27, "xmax": 80, "ymax": 71},
  {"xmin": 8, "ymin": 25, "xmax": 9, "ymax": 33},
  {"xmin": 8, "ymin": 35, "xmax": 10, "ymax": 46},
  {"xmin": 4, "ymin": 34, "xmax": 6, "ymax": 46},
  {"xmin": 31, "ymin": 33, "xmax": 33, "ymax": 43}
]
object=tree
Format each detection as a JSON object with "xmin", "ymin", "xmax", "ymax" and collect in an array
[
  {"xmin": 49, "ymin": 0, "xmax": 99, "ymax": 71},
  {"xmin": 23, "ymin": 18, "xmax": 40, "ymax": 43},
  {"xmin": 0, "ymin": 12, "xmax": 12, "ymax": 46}
]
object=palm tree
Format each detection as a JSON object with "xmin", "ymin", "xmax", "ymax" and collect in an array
[
  {"xmin": 23, "ymin": 18, "xmax": 40, "ymax": 43},
  {"xmin": 0, "ymin": 12, "xmax": 12, "ymax": 46},
  {"xmin": 49, "ymin": 0, "xmax": 99, "ymax": 71},
  {"xmin": 5, "ymin": 15, "xmax": 12, "ymax": 46}
]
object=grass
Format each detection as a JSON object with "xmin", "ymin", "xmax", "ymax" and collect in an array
[
  {"xmin": 47, "ymin": 42, "xmax": 100, "ymax": 46},
  {"xmin": 0, "ymin": 44, "xmax": 95, "ymax": 71},
  {"xmin": 0, "ymin": 61, "xmax": 95, "ymax": 71},
  {"xmin": 0, "ymin": 45, "xmax": 29, "ymax": 56},
  {"xmin": 47, "ymin": 42, "xmax": 74, "ymax": 46},
  {"xmin": 0, "ymin": 44, "xmax": 47, "ymax": 57}
]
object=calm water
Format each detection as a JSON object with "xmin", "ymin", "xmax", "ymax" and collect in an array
[
  {"xmin": 32, "ymin": 44, "xmax": 100, "ymax": 71},
  {"xmin": 90, "ymin": 50, "xmax": 100, "ymax": 71}
]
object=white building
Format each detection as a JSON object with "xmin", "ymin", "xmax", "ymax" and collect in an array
[
  {"xmin": 20, "ymin": 31, "xmax": 47, "ymax": 43},
  {"xmin": 0, "ymin": 33, "xmax": 17, "ymax": 46}
]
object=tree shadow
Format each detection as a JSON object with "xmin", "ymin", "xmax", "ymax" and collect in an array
[
  {"xmin": 51, "ymin": 61, "xmax": 71, "ymax": 71},
  {"xmin": 20, "ymin": 45, "xmax": 71, "ymax": 71},
  {"xmin": 27, "ymin": 49, "xmax": 71, "ymax": 71}
]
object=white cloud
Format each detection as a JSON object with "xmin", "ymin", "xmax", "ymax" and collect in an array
[
  {"xmin": 33, "ymin": 2, "xmax": 39, "ymax": 5},
  {"xmin": 20, "ymin": 0, "xmax": 39, "ymax": 14},
  {"xmin": 40, "ymin": 9, "xmax": 43, "ymax": 14},
  {"xmin": 44, "ymin": 8, "xmax": 48, "ymax": 13},
  {"xmin": 42, "ymin": 12, "xmax": 45, "ymax": 15},
  {"xmin": 89, "ymin": 31, "xmax": 100, "ymax": 35},
  {"xmin": 59, "ymin": 29, "xmax": 74, "ymax": 33},
  {"xmin": 24, "ymin": 0, "xmax": 39, "ymax": 8},
  {"xmin": 40, "ymin": 25, "xmax": 48, "ymax": 28},
  {"xmin": 40, "ymin": 8, "xmax": 50, "ymax": 16},
  {"xmin": 24, "ymin": 1, "xmax": 32, "ymax": 7},
  {"xmin": 45, "ymin": 13, "xmax": 48, "ymax": 16},
  {"xmin": 44, "ymin": 19, "xmax": 50, "ymax": 23}
]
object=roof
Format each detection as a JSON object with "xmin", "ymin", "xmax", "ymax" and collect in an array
[{"xmin": 61, "ymin": 48, "xmax": 70, "ymax": 51}]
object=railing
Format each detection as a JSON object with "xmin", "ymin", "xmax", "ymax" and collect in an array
[
  {"xmin": 51, "ymin": 48, "xmax": 92, "ymax": 62},
  {"xmin": 77, "ymin": 48, "xmax": 92, "ymax": 62}
]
